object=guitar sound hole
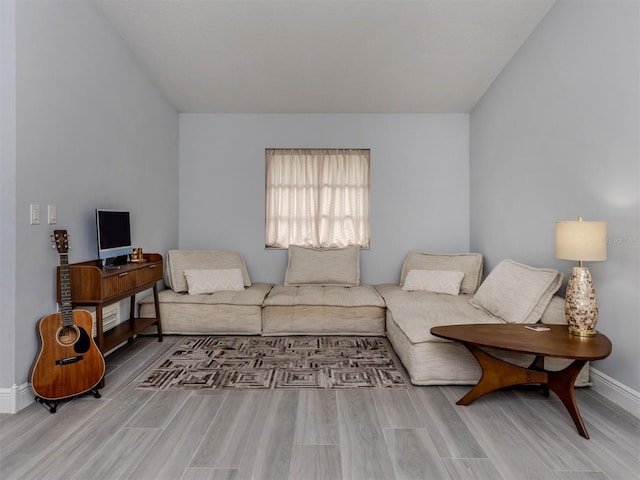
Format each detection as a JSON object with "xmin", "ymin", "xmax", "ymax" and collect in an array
[{"xmin": 57, "ymin": 326, "xmax": 80, "ymax": 346}]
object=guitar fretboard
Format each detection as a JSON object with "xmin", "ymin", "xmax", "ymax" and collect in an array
[{"xmin": 59, "ymin": 253, "xmax": 74, "ymax": 327}]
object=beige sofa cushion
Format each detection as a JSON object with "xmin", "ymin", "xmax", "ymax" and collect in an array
[
  {"xmin": 264, "ymin": 284, "xmax": 384, "ymax": 307},
  {"xmin": 263, "ymin": 283, "xmax": 385, "ymax": 336},
  {"xmin": 284, "ymin": 245, "xmax": 360, "ymax": 286},
  {"xmin": 469, "ymin": 259, "xmax": 562, "ymax": 324},
  {"xmin": 166, "ymin": 250, "xmax": 252, "ymax": 292},
  {"xmin": 375, "ymin": 284, "xmax": 498, "ymax": 344},
  {"xmin": 540, "ymin": 296, "xmax": 567, "ymax": 325},
  {"xmin": 262, "ymin": 305, "xmax": 385, "ymax": 336},
  {"xmin": 400, "ymin": 252, "xmax": 483, "ymax": 294},
  {"xmin": 144, "ymin": 282, "xmax": 273, "ymax": 306},
  {"xmin": 139, "ymin": 283, "xmax": 272, "ymax": 335}
]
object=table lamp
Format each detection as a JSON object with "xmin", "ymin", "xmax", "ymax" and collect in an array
[{"xmin": 555, "ymin": 217, "xmax": 607, "ymax": 336}]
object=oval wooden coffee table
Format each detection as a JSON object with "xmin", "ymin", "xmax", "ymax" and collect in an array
[{"xmin": 430, "ymin": 323, "xmax": 612, "ymax": 438}]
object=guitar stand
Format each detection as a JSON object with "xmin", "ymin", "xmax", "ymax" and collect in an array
[{"xmin": 35, "ymin": 388, "xmax": 101, "ymax": 414}]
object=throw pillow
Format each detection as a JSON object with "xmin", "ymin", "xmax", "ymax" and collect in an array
[
  {"xmin": 469, "ymin": 259, "xmax": 562, "ymax": 324},
  {"xmin": 402, "ymin": 269, "xmax": 464, "ymax": 295},
  {"xmin": 284, "ymin": 245, "xmax": 360, "ymax": 286},
  {"xmin": 183, "ymin": 268, "xmax": 246, "ymax": 295}
]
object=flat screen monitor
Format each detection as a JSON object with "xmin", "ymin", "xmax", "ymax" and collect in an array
[{"xmin": 96, "ymin": 209, "xmax": 133, "ymax": 266}]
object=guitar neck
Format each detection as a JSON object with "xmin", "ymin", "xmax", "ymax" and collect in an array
[{"xmin": 58, "ymin": 253, "xmax": 74, "ymax": 327}]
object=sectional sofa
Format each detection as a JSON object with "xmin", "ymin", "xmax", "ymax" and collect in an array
[{"xmin": 139, "ymin": 247, "xmax": 589, "ymax": 386}]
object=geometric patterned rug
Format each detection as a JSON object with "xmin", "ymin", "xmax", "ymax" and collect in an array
[{"xmin": 137, "ymin": 336, "xmax": 407, "ymax": 390}]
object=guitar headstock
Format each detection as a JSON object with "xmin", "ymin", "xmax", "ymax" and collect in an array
[{"xmin": 52, "ymin": 230, "xmax": 69, "ymax": 254}]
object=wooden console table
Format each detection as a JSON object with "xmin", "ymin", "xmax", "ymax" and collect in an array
[{"xmin": 57, "ymin": 253, "xmax": 163, "ymax": 355}]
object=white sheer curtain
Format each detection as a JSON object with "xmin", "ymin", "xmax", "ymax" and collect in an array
[{"xmin": 266, "ymin": 149, "xmax": 370, "ymax": 248}]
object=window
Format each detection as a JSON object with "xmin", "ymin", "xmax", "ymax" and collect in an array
[{"xmin": 266, "ymin": 148, "xmax": 370, "ymax": 249}]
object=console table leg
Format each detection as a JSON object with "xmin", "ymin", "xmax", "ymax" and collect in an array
[
  {"xmin": 457, "ymin": 344, "xmax": 548, "ymax": 406},
  {"xmin": 128, "ymin": 295, "xmax": 136, "ymax": 344},
  {"xmin": 153, "ymin": 285, "xmax": 163, "ymax": 342},
  {"xmin": 95, "ymin": 304, "xmax": 105, "ymax": 389}
]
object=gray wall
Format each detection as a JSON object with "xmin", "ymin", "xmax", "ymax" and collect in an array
[
  {"xmin": 0, "ymin": 0, "xmax": 18, "ymax": 391},
  {"xmin": 179, "ymin": 114, "xmax": 470, "ymax": 284},
  {"xmin": 1, "ymin": 1, "xmax": 179, "ymax": 390},
  {"xmin": 470, "ymin": 1, "xmax": 639, "ymax": 390}
]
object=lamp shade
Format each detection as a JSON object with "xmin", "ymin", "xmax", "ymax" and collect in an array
[{"xmin": 555, "ymin": 219, "xmax": 607, "ymax": 262}]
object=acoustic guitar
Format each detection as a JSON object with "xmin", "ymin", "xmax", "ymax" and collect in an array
[{"xmin": 31, "ymin": 230, "xmax": 105, "ymax": 411}]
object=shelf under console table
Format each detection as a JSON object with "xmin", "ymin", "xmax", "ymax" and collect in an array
[{"xmin": 57, "ymin": 253, "xmax": 163, "ymax": 355}]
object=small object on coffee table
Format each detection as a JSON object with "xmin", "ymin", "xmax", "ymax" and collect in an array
[
  {"xmin": 430, "ymin": 323, "xmax": 611, "ymax": 439},
  {"xmin": 526, "ymin": 324, "xmax": 550, "ymax": 332}
]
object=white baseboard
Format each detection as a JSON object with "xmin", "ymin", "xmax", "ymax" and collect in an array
[
  {"xmin": 590, "ymin": 367, "xmax": 640, "ymax": 418},
  {"xmin": 0, "ymin": 383, "xmax": 34, "ymax": 414}
]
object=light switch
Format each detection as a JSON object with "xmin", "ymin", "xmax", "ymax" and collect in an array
[
  {"xmin": 48, "ymin": 205, "xmax": 57, "ymax": 224},
  {"xmin": 30, "ymin": 204, "xmax": 40, "ymax": 225}
]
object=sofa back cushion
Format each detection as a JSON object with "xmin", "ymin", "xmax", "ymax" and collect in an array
[
  {"xmin": 400, "ymin": 252, "xmax": 483, "ymax": 294},
  {"xmin": 469, "ymin": 259, "xmax": 562, "ymax": 324},
  {"xmin": 166, "ymin": 250, "xmax": 252, "ymax": 292},
  {"xmin": 540, "ymin": 296, "xmax": 567, "ymax": 325},
  {"xmin": 284, "ymin": 245, "xmax": 360, "ymax": 286}
]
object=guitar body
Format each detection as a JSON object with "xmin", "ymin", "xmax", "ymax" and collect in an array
[{"xmin": 31, "ymin": 309, "xmax": 105, "ymax": 401}]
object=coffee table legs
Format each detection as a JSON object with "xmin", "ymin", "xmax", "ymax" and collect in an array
[
  {"xmin": 456, "ymin": 345, "xmax": 548, "ymax": 404},
  {"xmin": 545, "ymin": 359, "xmax": 589, "ymax": 438},
  {"xmin": 457, "ymin": 344, "xmax": 590, "ymax": 438}
]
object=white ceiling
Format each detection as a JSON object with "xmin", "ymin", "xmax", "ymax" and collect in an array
[{"xmin": 95, "ymin": 0, "xmax": 555, "ymax": 113}]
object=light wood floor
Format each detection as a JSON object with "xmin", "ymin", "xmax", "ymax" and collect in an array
[{"xmin": 1, "ymin": 335, "xmax": 638, "ymax": 480}]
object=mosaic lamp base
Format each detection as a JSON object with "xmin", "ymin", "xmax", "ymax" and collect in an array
[{"xmin": 565, "ymin": 266, "xmax": 598, "ymax": 337}]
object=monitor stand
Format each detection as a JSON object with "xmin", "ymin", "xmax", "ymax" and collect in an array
[{"xmin": 102, "ymin": 255, "xmax": 128, "ymax": 268}]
